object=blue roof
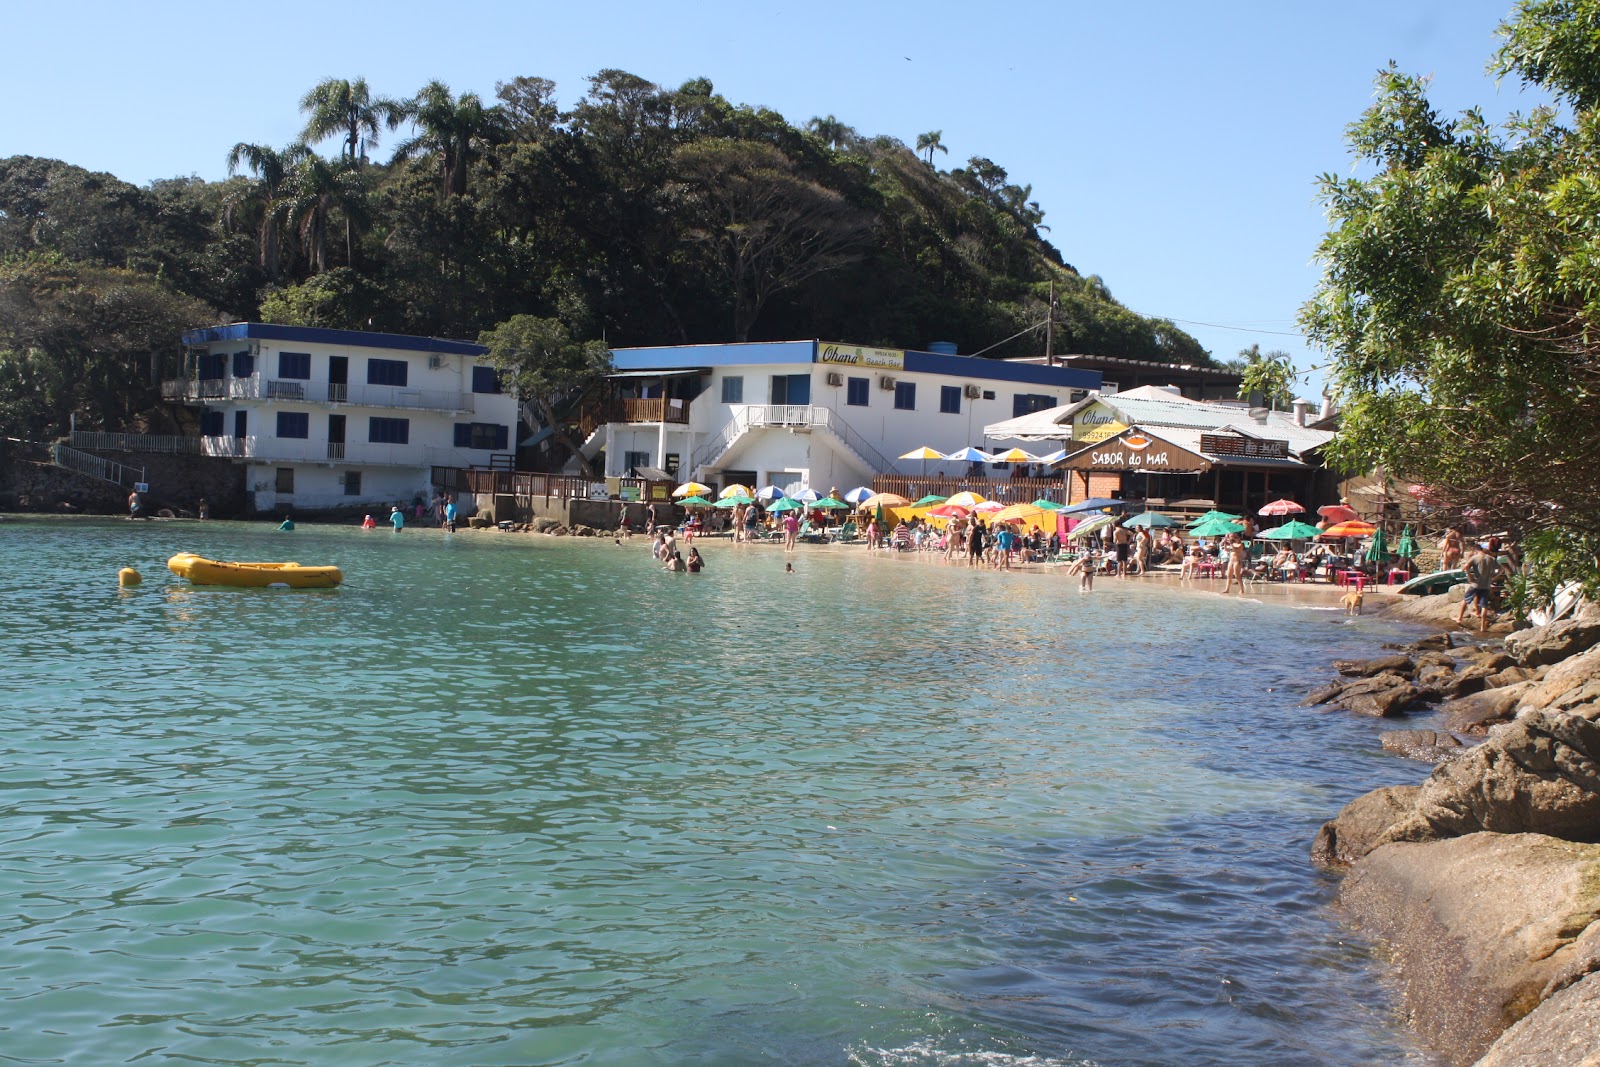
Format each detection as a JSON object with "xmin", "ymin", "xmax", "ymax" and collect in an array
[
  {"xmin": 611, "ymin": 339, "xmax": 1102, "ymax": 390},
  {"xmin": 181, "ymin": 322, "xmax": 488, "ymax": 357}
]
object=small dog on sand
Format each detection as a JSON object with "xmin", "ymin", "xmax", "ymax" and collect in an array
[{"xmin": 1341, "ymin": 587, "xmax": 1365, "ymax": 615}]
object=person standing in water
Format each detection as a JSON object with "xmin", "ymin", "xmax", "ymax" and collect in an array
[{"xmin": 389, "ymin": 506, "xmax": 405, "ymax": 531}]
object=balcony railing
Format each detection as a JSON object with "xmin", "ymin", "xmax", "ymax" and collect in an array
[
  {"xmin": 163, "ymin": 378, "xmax": 475, "ymax": 414},
  {"xmin": 621, "ymin": 397, "xmax": 690, "ymax": 423},
  {"xmin": 198, "ymin": 435, "xmax": 490, "ymax": 469}
]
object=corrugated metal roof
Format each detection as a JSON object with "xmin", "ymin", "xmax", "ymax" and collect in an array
[{"xmin": 1155, "ymin": 426, "xmax": 1311, "ymax": 468}]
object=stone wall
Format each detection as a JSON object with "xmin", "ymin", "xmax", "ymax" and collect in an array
[{"xmin": 0, "ymin": 440, "xmax": 247, "ymax": 517}]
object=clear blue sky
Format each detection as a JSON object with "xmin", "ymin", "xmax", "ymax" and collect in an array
[{"xmin": 5, "ymin": 0, "xmax": 1542, "ymax": 393}]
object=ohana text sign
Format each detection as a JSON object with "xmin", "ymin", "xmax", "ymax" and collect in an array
[{"xmin": 817, "ymin": 343, "xmax": 905, "ymax": 369}]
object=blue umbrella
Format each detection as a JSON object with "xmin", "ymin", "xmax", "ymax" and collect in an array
[
  {"xmin": 755, "ymin": 485, "xmax": 789, "ymax": 502},
  {"xmin": 789, "ymin": 487, "xmax": 820, "ymax": 504},
  {"xmin": 842, "ymin": 486, "xmax": 875, "ymax": 504},
  {"xmin": 944, "ymin": 447, "xmax": 994, "ymax": 463},
  {"xmin": 1059, "ymin": 497, "xmax": 1125, "ymax": 515}
]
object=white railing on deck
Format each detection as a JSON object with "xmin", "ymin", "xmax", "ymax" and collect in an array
[
  {"xmin": 688, "ymin": 404, "xmax": 900, "ymax": 475},
  {"xmin": 162, "ymin": 378, "xmax": 475, "ymax": 414},
  {"xmin": 69, "ymin": 432, "xmax": 200, "ymax": 454}
]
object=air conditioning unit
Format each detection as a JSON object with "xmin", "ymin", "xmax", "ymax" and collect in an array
[
  {"xmin": 825, "ymin": 372, "xmax": 844, "ymax": 387},
  {"xmin": 428, "ymin": 355, "xmax": 445, "ymax": 369},
  {"xmin": 963, "ymin": 384, "xmax": 981, "ymax": 399},
  {"xmin": 878, "ymin": 375, "xmax": 897, "ymax": 390}
]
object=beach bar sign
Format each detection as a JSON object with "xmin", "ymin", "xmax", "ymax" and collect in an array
[
  {"xmin": 1057, "ymin": 427, "xmax": 1210, "ymax": 473},
  {"xmin": 817, "ymin": 343, "xmax": 905, "ymax": 369}
]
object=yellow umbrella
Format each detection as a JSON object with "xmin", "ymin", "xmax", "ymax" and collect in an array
[
  {"xmin": 945, "ymin": 491, "xmax": 987, "ymax": 508},
  {"xmin": 719, "ymin": 484, "xmax": 755, "ymax": 499},
  {"xmin": 989, "ymin": 447, "xmax": 1040, "ymax": 464},
  {"xmin": 992, "ymin": 503, "xmax": 1052, "ymax": 526},
  {"xmin": 672, "ymin": 481, "xmax": 712, "ymax": 498},
  {"xmin": 861, "ymin": 492, "xmax": 911, "ymax": 510},
  {"xmin": 898, "ymin": 446, "xmax": 946, "ymax": 460}
]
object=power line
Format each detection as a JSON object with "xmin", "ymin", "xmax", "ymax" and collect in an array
[{"xmin": 1133, "ymin": 312, "xmax": 1305, "ymax": 338}]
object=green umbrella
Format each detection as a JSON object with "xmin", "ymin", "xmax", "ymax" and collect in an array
[
  {"xmin": 913, "ymin": 494, "xmax": 948, "ymax": 508},
  {"xmin": 1363, "ymin": 526, "xmax": 1390, "ymax": 565},
  {"xmin": 1030, "ymin": 499, "xmax": 1064, "ymax": 510},
  {"xmin": 1190, "ymin": 518, "xmax": 1245, "ymax": 538},
  {"xmin": 1187, "ymin": 510, "xmax": 1242, "ymax": 528},
  {"xmin": 1258, "ymin": 520, "xmax": 1323, "ymax": 540},
  {"xmin": 714, "ymin": 495, "xmax": 755, "ymax": 508},
  {"xmin": 766, "ymin": 497, "xmax": 802, "ymax": 512},
  {"xmin": 811, "ymin": 496, "xmax": 849, "ymax": 510},
  {"xmin": 1123, "ymin": 512, "xmax": 1178, "ymax": 528},
  {"xmin": 677, "ymin": 495, "xmax": 715, "ymax": 507},
  {"xmin": 1396, "ymin": 525, "xmax": 1420, "ymax": 559}
]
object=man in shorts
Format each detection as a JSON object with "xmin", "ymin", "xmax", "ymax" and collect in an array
[
  {"xmin": 1112, "ymin": 524, "xmax": 1132, "ymax": 577},
  {"xmin": 1456, "ymin": 543, "xmax": 1501, "ymax": 632}
]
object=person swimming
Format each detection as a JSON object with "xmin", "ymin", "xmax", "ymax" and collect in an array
[{"xmin": 362, "ymin": 514, "xmax": 376, "ymax": 529}]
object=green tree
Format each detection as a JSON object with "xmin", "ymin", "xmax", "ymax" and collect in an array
[
  {"xmin": 389, "ymin": 81, "xmax": 509, "ymax": 199},
  {"xmin": 223, "ymin": 141, "xmax": 308, "ymax": 281},
  {"xmin": 1302, "ymin": 0, "xmax": 1600, "ymax": 537},
  {"xmin": 670, "ymin": 139, "xmax": 870, "ymax": 341},
  {"xmin": 806, "ymin": 115, "xmax": 856, "ymax": 150},
  {"xmin": 298, "ymin": 77, "xmax": 398, "ymax": 164},
  {"xmin": 915, "ymin": 130, "xmax": 947, "ymax": 165},
  {"xmin": 258, "ymin": 267, "xmax": 377, "ymax": 328},
  {"xmin": 1233, "ymin": 344, "xmax": 1297, "ymax": 408},
  {"xmin": 478, "ymin": 315, "xmax": 611, "ymax": 478}
]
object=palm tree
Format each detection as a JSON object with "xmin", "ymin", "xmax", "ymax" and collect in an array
[
  {"xmin": 915, "ymin": 130, "xmax": 947, "ymax": 165},
  {"xmin": 298, "ymin": 77, "xmax": 399, "ymax": 165},
  {"xmin": 389, "ymin": 81, "xmax": 509, "ymax": 199},
  {"xmin": 284, "ymin": 155, "xmax": 370, "ymax": 271},
  {"xmin": 806, "ymin": 115, "xmax": 856, "ymax": 150},
  {"xmin": 223, "ymin": 142, "xmax": 309, "ymax": 280}
]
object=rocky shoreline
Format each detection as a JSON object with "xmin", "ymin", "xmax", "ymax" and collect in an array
[{"xmin": 1308, "ymin": 592, "xmax": 1600, "ymax": 1065}]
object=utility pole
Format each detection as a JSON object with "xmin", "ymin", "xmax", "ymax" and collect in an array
[{"xmin": 1045, "ymin": 279, "xmax": 1056, "ymax": 367}]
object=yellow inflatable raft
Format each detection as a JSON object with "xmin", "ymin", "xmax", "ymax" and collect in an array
[{"xmin": 167, "ymin": 552, "xmax": 343, "ymax": 589}]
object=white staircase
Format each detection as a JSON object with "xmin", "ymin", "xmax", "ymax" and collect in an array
[{"xmin": 689, "ymin": 406, "xmax": 897, "ymax": 480}]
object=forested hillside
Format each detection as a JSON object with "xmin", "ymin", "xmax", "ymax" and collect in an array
[{"xmin": 0, "ymin": 70, "xmax": 1213, "ymax": 438}]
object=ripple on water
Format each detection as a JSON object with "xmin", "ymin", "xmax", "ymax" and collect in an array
[{"xmin": 0, "ymin": 520, "xmax": 1435, "ymax": 1066}]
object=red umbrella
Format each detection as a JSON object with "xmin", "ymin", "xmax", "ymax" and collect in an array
[
  {"xmin": 926, "ymin": 503, "xmax": 971, "ymax": 519},
  {"xmin": 1318, "ymin": 503, "xmax": 1358, "ymax": 524},
  {"xmin": 1258, "ymin": 500, "xmax": 1305, "ymax": 516}
]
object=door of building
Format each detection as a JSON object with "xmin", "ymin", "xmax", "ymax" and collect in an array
[
  {"xmin": 328, "ymin": 414, "xmax": 346, "ymax": 460},
  {"xmin": 328, "ymin": 355, "xmax": 349, "ymax": 402}
]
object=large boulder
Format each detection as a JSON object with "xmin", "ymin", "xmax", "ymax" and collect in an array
[
  {"xmin": 1334, "ymin": 653, "xmax": 1415, "ymax": 678},
  {"xmin": 1473, "ymin": 970, "xmax": 1600, "ymax": 1066},
  {"xmin": 1379, "ymin": 711, "xmax": 1600, "ymax": 847},
  {"xmin": 1311, "ymin": 785, "xmax": 1421, "ymax": 869},
  {"xmin": 1518, "ymin": 643, "xmax": 1600, "ymax": 720},
  {"xmin": 1436, "ymin": 682, "xmax": 1532, "ymax": 735},
  {"xmin": 1505, "ymin": 617, "xmax": 1600, "ymax": 668},
  {"xmin": 1381, "ymin": 729, "xmax": 1466, "ymax": 763},
  {"xmin": 1339, "ymin": 833, "xmax": 1600, "ymax": 1066}
]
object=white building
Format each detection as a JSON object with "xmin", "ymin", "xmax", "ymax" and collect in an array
[
  {"xmin": 165, "ymin": 323, "xmax": 519, "ymax": 512},
  {"xmin": 593, "ymin": 340, "xmax": 1102, "ymax": 491}
]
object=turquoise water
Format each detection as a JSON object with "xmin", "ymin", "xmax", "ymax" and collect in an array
[{"xmin": 1, "ymin": 519, "xmax": 1432, "ymax": 1066}]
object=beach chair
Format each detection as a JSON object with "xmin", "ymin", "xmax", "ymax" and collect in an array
[{"xmin": 836, "ymin": 521, "xmax": 858, "ymax": 543}]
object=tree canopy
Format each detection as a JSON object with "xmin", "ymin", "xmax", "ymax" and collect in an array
[
  {"xmin": 1302, "ymin": 0, "xmax": 1600, "ymax": 539},
  {"xmin": 0, "ymin": 69, "xmax": 1218, "ymax": 439}
]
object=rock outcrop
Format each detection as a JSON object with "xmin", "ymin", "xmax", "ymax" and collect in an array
[
  {"xmin": 1338, "ymin": 833, "xmax": 1600, "ymax": 1066},
  {"xmin": 1504, "ymin": 615, "xmax": 1600, "ymax": 668},
  {"xmin": 1473, "ymin": 971, "xmax": 1600, "ymax": 1066}
]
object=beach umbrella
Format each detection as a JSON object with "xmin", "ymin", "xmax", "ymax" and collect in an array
[
  {"xmin": 899, "ymin": 446, "xmax": 946, "ymax": 461},
  {"xmin": 1258, "ymin": 499, "xmax": 1305, "ymax": 516},
  {"xmin": 913, "ymin": 494, "xmax": 948, "ymax": 508},
  {"xmin": 672, "ymin": 481, "xmax": 712, "ymax": 498},
  {"xmin": 719, "ymin": 484, "xmax": 755, "ymax": 500},
  {"xmin": 1363, "ymin": 526, "xmax": 1390, "ymax": 565},
  {"xmin": 811, "ymin": 496, "xmax": 849, "ymax": 510},
  {"xmin": 755, "ymin": 484, "xmax": 789, "ymax": 502},
  {"xmin": 1321, "ymin": 519, "xmax": 1377, "ymax": 539},
  {"xmin": 989, "ymin": 447, "xmax": 1040, "ymax": 463},
  {"xmin": 766, "ymin": 497, "xmax": 802, "ymax": 512},
  {"xmin": 1067, "ymin": 512, "xmax": 1119, "ymax": 540},
  {"xmin": 677, "ymin": 495, "xmax": 715, "ymax": 508},
  {"xmin": 862, "ymin": 492, "xmax": 911, "ymax": 509},
  {"xmin": 992, "ymin": 503, "xmax": 1052, "ymax": 525},
  {"xmin": 1030, "ymin": 499, "xmax": 1064, "ymax": 510},
  {"xmin": 842, "ymin": 486, "xmax": 875, "ymax": 504},
  {"xmin": 1318, "ymin": 503, "xmax": 1359, "ymax": 524},
  {"xmin": 1122, "ymin": 512, "xmax": 1179, "ymax": 529},
  {"xmin": 944, "ymin": 446, "xmax": 994, "ymax": 463},
  {"xmin": 1187, "ymin": 510, "xmax": 1242, "ymax": 527},
  {"xmin": 927, "ymin": 503, "xmax": 971, "ymax": 519},
  {"xmin": 972, "ymin": 500, "xmax": 1006, "ymax": 514},
  {"xmin": 1396, "ymin": 525, "xmax": 1420, "ymax": 559},
  {"xmin": 713, "ymin": 495, "xmax": 753, "ymax": 508},
  {"xmin": 1258, "ymin": 520, "xmax": 1323, "ymax": 540},
  {"xmin": 1036, "ymin": 448, "xmax": 1069, "ymax": 464},
  {"xmin": 789, "ymin": 487, "xmax": 820, "ymax": 504},
  {"xmin": 1189, "ymin": 518, "xmax": 1245, "ymax": 538},
  {"xmin": 1059, "ymin": 498, "xmax": 1124, "ymax": 515},
  {"xmin": 945, "ymin": 491, "xmax": 987, "ymax": 508}
]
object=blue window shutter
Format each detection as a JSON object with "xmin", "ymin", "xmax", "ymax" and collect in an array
[
  {"xmin": 455, "ymin": 424, "xmax": 471, "ymax": 448},
  {"xmin": 495, "ymin": 425, "xmax": 509, "ymax": 451}
]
